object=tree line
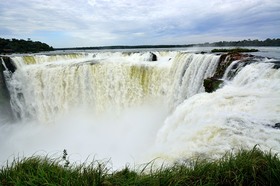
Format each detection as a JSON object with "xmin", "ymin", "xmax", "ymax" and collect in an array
[
  {"xmin": 1, "ymin": 37, "xmax": 279, "ymax": 53},
  {"xmin": 0, "ymin": 38, "xmax": 54, "ymax": 54},
  {"xmin": 57, "ymin": 38, "xmax": 280, "ymax": 51},
  {"xmin": 200, "ymin": 38, "xmax": 280, "ymax": 47}
]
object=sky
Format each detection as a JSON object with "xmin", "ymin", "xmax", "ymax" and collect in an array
[{"xmin": 0, "ymin": 0, "xmax": 279, "ymax": 48}]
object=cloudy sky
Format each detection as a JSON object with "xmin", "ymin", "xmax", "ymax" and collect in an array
[{"xmin": 0, "ymin": 0, "xmax": 279, "ymax": 48}]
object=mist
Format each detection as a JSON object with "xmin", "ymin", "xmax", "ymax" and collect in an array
[{"xmin": 0, "ymin": 102, "xmax": 168, "ymax": 169}]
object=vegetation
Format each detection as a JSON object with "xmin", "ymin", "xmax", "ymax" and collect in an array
[
  {"xmin": 55, "ymin": 44, "xmax": 194, "ymax": 51},
  {"xmin": 0, "ymin": 38, "xmax": 54, "ymax": 54},
  {"xmin": 203, "ymin": 38, "xmax": 280, "ymax": 47},
  {"xmin": 55, "ymin": 38, "xmax": 280, "ymax": 51},
  {"xmin": 1, "ymin": 37, "xmax": 278, "ymax": 52},
  {"xmin": 211, "ymin": 47, "xmax": 259, "ymax": 53},
  {"xmin": 1, "ymin": 146, "xmax": 280, "ymax": 185}
]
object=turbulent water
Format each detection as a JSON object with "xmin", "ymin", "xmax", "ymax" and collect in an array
[{"xmin": 0, "ymin": 49, "xmax": 279, "ymax": 168}]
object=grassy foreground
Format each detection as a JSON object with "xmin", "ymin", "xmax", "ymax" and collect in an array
[{"xmin": 1, "ymin": 147, "xmax": 280, "ymax": 185}]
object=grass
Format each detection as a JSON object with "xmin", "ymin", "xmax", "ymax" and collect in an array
[
  {"xmin": 211, "ymin": 48, "xmax": 259, "ymax": 53},
  {"xmin": 1, "ymin": 146, "xmax": 280, "ymax": 185}
]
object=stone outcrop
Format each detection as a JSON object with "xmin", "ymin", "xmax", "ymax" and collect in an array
[
  {"xmin": 273, "ymin": 123, "xmax": 280, "ymax": 129},
  {"xmin": 0, "ymin": 71, "xmax": 4, "ymax": 87},
  {"xmin": 0, "ymin": 56, "xmax": 16, "ymax": 92},
  {"xmin": 148, "ymin": 52, "xmax": 157, "ymax": 61},
  {"xmin": 212, "ymin": 53, "xmax": 254, "ymax": 79},
  {"xmin": 203, "ymin": 52, "xmax": 255, "ymax": 93},
  {"xmin": 0, "ymin": 56, "xmax": 16, "ymax": 73},
  {"xmin": 203, "ymin": 78, "xmax": 223, "ymax": 93},
  {"xmin": 0, "ymin": 57, "xmax": 6, "ymax": 88},
  {"xmin": 270, "ymin": 61, "xmax": 280, "ymax": 69}
]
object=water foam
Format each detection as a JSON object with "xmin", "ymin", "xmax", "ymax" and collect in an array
[{"xmin": 155, "ymin": 62, "xmax": 280, "ymax": 161}]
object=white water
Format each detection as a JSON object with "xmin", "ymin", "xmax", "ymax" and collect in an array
[
  {"xmin": 155, "ymin": 61, "xmax": 280, "ymax": 161},
  {"xmin": 0, "ymin": 51, "xmax": 280, "ymax": 169},
  {"xmin": 6, "ymin": 51, "xmax": 218, "ymax": 123}
]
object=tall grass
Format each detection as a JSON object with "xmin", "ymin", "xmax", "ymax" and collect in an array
[{"xmin": 1, "ymin": 146, "xmax": 280, "ymax": 185}]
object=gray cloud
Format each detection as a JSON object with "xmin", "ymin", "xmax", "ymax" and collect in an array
[{"xmin": 0, "ymin": 0, "xmax": 279, "ymax": 47}]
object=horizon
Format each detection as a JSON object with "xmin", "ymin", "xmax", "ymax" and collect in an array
[
  {"xmin": 1, "ymin": 37, "xmax": 280, "ymax": 50},
  {"xmin": 1, "ymin": 0, "xmax": 279, "ymax": 48}
]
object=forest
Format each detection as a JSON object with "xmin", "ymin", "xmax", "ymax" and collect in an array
[
  {"xmin": 0, "ymin": 38, "xmax": 54, "ymax": 54},
  {"xmin": 200, "ymin": 38, "xmax": 280, "ymax": 47}
]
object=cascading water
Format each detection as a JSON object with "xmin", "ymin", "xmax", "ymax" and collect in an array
[
  {"xmin": 0, "ymin": 50, "xmax": 279, "ymax": 168},
  {"xmin": 155, "ymin": 59, "xmax": 280, "ymax": 161},
  {"xmin": 222, "ymin": 60, "xmax": 241, "ymax": 80},
  {"xmin": 168, "ymin": 53, "xmax": 219, "ymax": 109},
  {"xmin": 5, "ymin": 51, "xmax": 219, "ymax": 123}
]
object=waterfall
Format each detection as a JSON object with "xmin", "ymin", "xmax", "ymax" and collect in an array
[
  {"xmin": 168, "ymin": 53, "xmax": 219, "ymax": 109},
  {"xmin": 4, "ymin": 51, "xmax": 219, "ymax": 123},
  {"xmin": 0, "ymin": 49, "xmax": 280, "ymax": 168},
  {"xmin": 155, "ymin": 61, "xmax": 280, "ymax": 160},
  {"xmin": 222, "ymin": 60, "xmax": 240, "ymax": 80},
  {"xmin": 10, "ymin": 53, "xmax": 90, "ymax": 68}
]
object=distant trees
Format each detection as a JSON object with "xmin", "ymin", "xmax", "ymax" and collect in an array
[
  {"xmin": 0, "ymin": 38, "xmax": 54, "ymax": 54},
  {"xmin": 201, "ymin": 38, "xmax": 280, "ymax": 47},
  {"xmin": 57, "ymin": 38, "xmax": 280, "ymax": 51},
  {"xmin": 1, "ymin": 37, "xmax": 278, "ymax": 54},
  {"xmin": 211, "ymin": 48, "xmax": 259, "ymax": 53}
]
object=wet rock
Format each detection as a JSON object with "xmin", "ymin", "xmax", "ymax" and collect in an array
[
  {"xmin": 203, "ymin": 52, "xmax": 266, "ymax": 92},
  {"xmin": 272, "ymin": 123, "xmax": 280, "ymax": 129},
  {"xmin": 0, "ymin": 72, "xmax": 4, "ymax": 87},
  {"xmin": 150, "ymin": 52, "xmax": 157, "ymax": 61},
  {"xmin": 203, "ymin": 77, "xmax": 223, "ymax": 93},
  {"xmin": 1, "ymin": 56, "xmax": 16, "ymax": 73},
  {"xmin": 270, "ymin": 61, "xmax": 280, "ymax": 69},
  {"xmin": 212, "ymin": 53, "xmax": 254, "ymax": 79}
]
